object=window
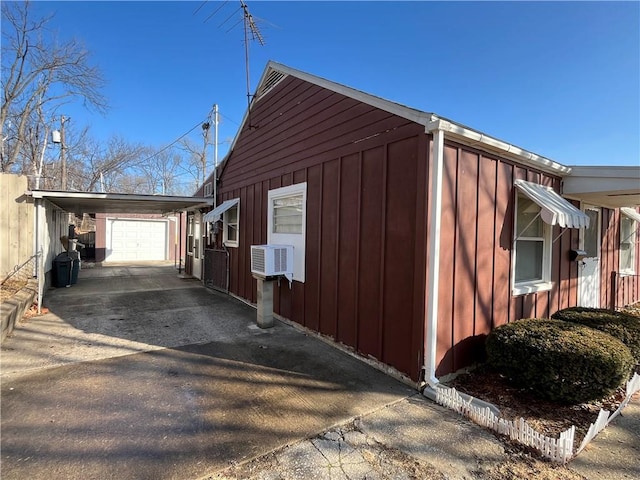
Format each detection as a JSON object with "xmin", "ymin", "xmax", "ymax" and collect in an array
[
  {"xmin": 620, "ymin": 214, "xmax": 636, "ymax": 274},
  {"xmin": 204, "ymin": 182, "xmax": 213, "ymax": 197},
  {"xmin": 513, "ymin": 192, "xmax": 552, "ymax": 294},
  {"xmin": 268, "ymin": 183, "xmax": 307, "ymax": 282},
  {"xmin": 223, "ymin": 204, "xmax": 239, "ymax": 247},
  {"xmin": 273, "ymin": 195, "xmax": 304, "ymax": 233}
]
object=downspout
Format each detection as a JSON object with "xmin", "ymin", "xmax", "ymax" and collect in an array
[{"xmin": 423, "ymin": 121, "xmax": 445, "ymax": 387}]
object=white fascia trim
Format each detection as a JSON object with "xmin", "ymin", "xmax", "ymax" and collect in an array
[
  {"xmin": 423, "ymin": 126, "xmax": 445, "ymax": 387},
  {"xmin": 427, "ymin": 117, "xmax": 571, "ymax": 176},
  {"xmin": 567, "ymin": 165, "xmax": 640, "ymax": 178}
]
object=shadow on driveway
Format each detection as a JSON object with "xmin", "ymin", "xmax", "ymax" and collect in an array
[{"xmin": 1, "ymin": 264, "xmax": 415, "ymax": 480}]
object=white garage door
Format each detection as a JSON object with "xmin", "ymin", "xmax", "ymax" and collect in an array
[{"xmin": 107, "ymin": 219, "xmax": 167, "ymax": 262}]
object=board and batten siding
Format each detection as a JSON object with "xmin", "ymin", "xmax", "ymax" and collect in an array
[
  {"xmin": 600, "ymin": 208, "xmax": 640, "ymax": 309},
  {"xmin": 219, "ymin": 75, "xmax": 428, "ymax": 381},
  {"xmin": 433, "ymin": 140, "xmax": 582, "ymax": 376},
  {"xmin": 216, "ymin": 73, "xmax": 638, "ymax": 380}
]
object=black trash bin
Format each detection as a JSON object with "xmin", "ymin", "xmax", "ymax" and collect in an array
[{"xmin": 53, "ymin": 253, "xmax": 72, "ymax": 287}]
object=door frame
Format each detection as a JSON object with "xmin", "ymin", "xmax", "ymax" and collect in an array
[{"xmin": 578, "ymin": 204, "xmax": 601, "ymax": 308}]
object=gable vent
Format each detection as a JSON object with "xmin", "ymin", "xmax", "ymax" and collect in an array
[{"xmin": 255, "ymin": 70, "xmax": 287, "ymax": 101}]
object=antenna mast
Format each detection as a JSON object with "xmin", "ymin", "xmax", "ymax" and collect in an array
[{"xmin": 240, "ymin": 1, "xmax": 264, "ymax": 128}]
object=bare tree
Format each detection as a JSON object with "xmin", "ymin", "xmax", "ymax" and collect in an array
[
  {"xmin": 136, "ymin": 148, "xmax": 186, "ymax": 195},
  {"xmin": 68, "ymin": 135, "xmax": 145, "ymax": 192},
  {"xmin": 1, "ymin": 1, "xmax": 107, "ymax": 174},
  {"xmin": 179, "ymin": 137, "xmax": 210, "ymax": 192}
]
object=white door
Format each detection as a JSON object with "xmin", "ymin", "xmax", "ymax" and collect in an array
[
  {"xmin": 192, "ymin": 213, "xmax": 202, "ymax": 279},
  {"xmin": 578, "ymin": 206, "xmax": 601, "ymax": 308},
  {"xmin": 108, "ymin": 219, "xmax": 167, "ymax": 262}
]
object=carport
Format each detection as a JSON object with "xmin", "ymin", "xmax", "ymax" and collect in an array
[{"xmin": 27, "ymin": 190, "xmax": 213, "ymax": 312}]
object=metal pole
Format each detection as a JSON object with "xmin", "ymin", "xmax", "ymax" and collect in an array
[
  {"xmin": 213, "ymin": 104, "xmax": 218, "ymax": 209},
  {"xmin": 60, "ymin": 116, "xmax": 68, "ymax": 190}
]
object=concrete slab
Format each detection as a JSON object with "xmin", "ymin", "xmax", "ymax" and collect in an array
[
  {"xmin": 1, "ymin": 264, "xmax": 414, "ymax": 480},
  {"xmin": 569, "ymin": 395, "xmax": 640, "ymax": 480}
]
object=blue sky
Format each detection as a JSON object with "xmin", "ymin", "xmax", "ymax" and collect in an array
[{"xmin": 22, "ymin": 1, "xmax": 640, "ymax": 169}]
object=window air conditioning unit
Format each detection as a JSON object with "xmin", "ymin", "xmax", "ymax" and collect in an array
[{"xmin": 251, "ymin": 244, "xmax": 294, "ymax": 283}]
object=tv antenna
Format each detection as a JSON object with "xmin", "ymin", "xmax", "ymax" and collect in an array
[
  {"xmin": 196, "ymin": 1, "xmax": 266, "ymax": 128},
  {"xmin": 240, "ymin": 1, "xmax": 264, "ymax": 128}
]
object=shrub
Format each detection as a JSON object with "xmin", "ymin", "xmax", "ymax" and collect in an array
[
  {"xmin": 551, "ymin": 307, "xmax": 640, "ymax": 362},
  {"xmin": 485, "ymin": 318, "xmax": 634, "ymax": 404}
]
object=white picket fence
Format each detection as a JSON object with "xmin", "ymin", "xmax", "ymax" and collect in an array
[{"xmin": 433, "ymin": 372, "xmax": 640, "ymax": 464}]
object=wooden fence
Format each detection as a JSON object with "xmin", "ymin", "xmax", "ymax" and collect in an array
[
  {"xmin": 432, "ymin": 371, "xmax": 640, "ymax": 464},
  {"xmin": 0, "ymin": 174, "xmax": 34, "ymax": 279}
]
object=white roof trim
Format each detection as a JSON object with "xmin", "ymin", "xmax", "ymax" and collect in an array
[
  {"xmin": 29, "ymin": 190, "xmax": 212, "ymax": 214},
  {"xmin": 203, "ymin": 198, "xmax": 239, "ymax": 223},
  {"xmin": 514, "ymin": 179, "xmax": 590, "ymax": 229},
  {"xmin": 427, "ymin": 118, "xmax": 571, "ymax": 175},
  {"xmin": 621, "ymin": 207, "xmax": 640, "ymax": 224}
]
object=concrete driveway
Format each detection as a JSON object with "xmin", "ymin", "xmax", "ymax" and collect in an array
[{"xmin": 1, "ymin": 264, "xmax": 415, "ymax": 480}]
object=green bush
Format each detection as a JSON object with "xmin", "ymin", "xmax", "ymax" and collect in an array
[
  {"xmin": 485, "ymin": 318, "xmax": 634, "ymax": 404},
  {"xmin": 551, "ymin": 307, "xmax": 640, "ymax": 362}
]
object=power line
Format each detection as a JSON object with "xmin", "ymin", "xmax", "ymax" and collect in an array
[
  {"xmin": 136, "ymin": 119, "xmax": 206, "ymax": 165},
  {"xmin": 203, "ymin": 0, "xmax": 229, "ymax": 23},
  {"xmin": 193, "ymin": 1, "xmax": 208, "ymax": 15}
]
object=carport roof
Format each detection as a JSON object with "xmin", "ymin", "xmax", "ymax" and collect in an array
[{"xmin": 29, "ymin": 190, "xmax": 213, "ymax": 215}]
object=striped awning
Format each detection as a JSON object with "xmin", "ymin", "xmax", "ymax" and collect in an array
[
  {"xmin": 621, "ymin": 207, "xmax": 640, "ymax": 223},
  {"xmin": 202, "ymin": 198, "xmax": 239, "ymax": 223},
  {"xmin": 514, "ymin": 180, "xmax": 590, "ymax": 229}
]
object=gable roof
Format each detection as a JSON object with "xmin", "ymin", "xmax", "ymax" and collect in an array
[{"xmin": 218, "ymin": 60, "xmax": 571, "ymax": 179}]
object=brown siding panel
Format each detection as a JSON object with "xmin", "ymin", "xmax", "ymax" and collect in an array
[
  {"xmin": 476, "ymin": 156, "xmax": 497, "ymax": 335},
  {"xmin": 305, "ymin": 164, "xmax": 322, "ymax": 332},
  {"xmin": 382, "ymin": 136, "xmax": 419, "ymax": 376},
  {"xmin": 319, "ymin": 159, "xmax": 339, "ymax": 338},
  {"xmin": 436, "ymin": 145, "xmax": 458, "ymax": 376},
  {"xmin": 337, "ymin": 154, "xmax": 360, "ymax": 348},
  {"xmin": 492, "ymin": 161, "xmax": 513, "ymax": 329},
  {"xmin": 357, "ymin": 146, "xmax": 385, "ymax": 361},
  {"xmin": 452, "ymin": 149, "xmax": 479, "ymax": 371}
]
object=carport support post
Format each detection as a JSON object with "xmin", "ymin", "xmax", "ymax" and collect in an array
[{"xmin": 253, "ymin": 275, "xmax": 275, "ymax": 328}]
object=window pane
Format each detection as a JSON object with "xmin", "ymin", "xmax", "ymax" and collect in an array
[
  {"xmin": 621, "ymin": 217, "xmax": 633, "ymax": 240},
  {"xmin": 584, "ymin": 209, "xmax": 599, "ymax": 258},
  {"xmin": 273, "ymin": 196, "xmax": 303, "ymax": 209},
  {"xmin": 273, "ymin": 194, "xmax": 303, "ymax": 234},
  {"xmin": 226, "ymin": 206, "xmax": 237, "ymax": 224},
  {"xmin": 227, "ymin": 224, "xmax": 237, "ymax": 242},
  {"xmin": 515, "ymin": 240, "xmax": 544, "ymax": 283},
  {"xmin": 517, "ymin": 196, "xmax": 543, "ymax": 237},
  {"xmin": 620, "ymin": 217, "xmax": 635, "ymax": 272}
]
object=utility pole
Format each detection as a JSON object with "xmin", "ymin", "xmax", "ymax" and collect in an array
[
  {"xmin": 214, "ymin": 104, "xmax": 218, "ymax": 170},
  {"xmin": 213, "ymin": 104, "xmax": 218, "ymax": 208},
  {"xmin": 60, "ymin": 116, "xmax": 68, "ymax": 190},
  {"xmin": 201, "ymin": 117, "xmax": 211, "ymax": 186}
]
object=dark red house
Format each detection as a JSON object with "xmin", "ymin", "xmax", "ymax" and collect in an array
[{"xmin": 192, "ymin": 61, "xmax": 640, "ymax": 386}]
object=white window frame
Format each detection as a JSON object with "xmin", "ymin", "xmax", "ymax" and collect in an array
[
  {"xmin": 223, "ymin": 203, "xmax": 239, "ymax": 248},
  {"xmin": 512, "ymin": 192, "xmax": 553, "ymax": 295},
  {"xmin": 204, "ymin": 182, "xmax": 213, "ymax": 197},
  {"xmin": 619, "ymin": 214, "xmax": 637, "ymax": 275},
  {"xmin": 267, "ymin": 182, "xmax": 307, "ymax": 282}
]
